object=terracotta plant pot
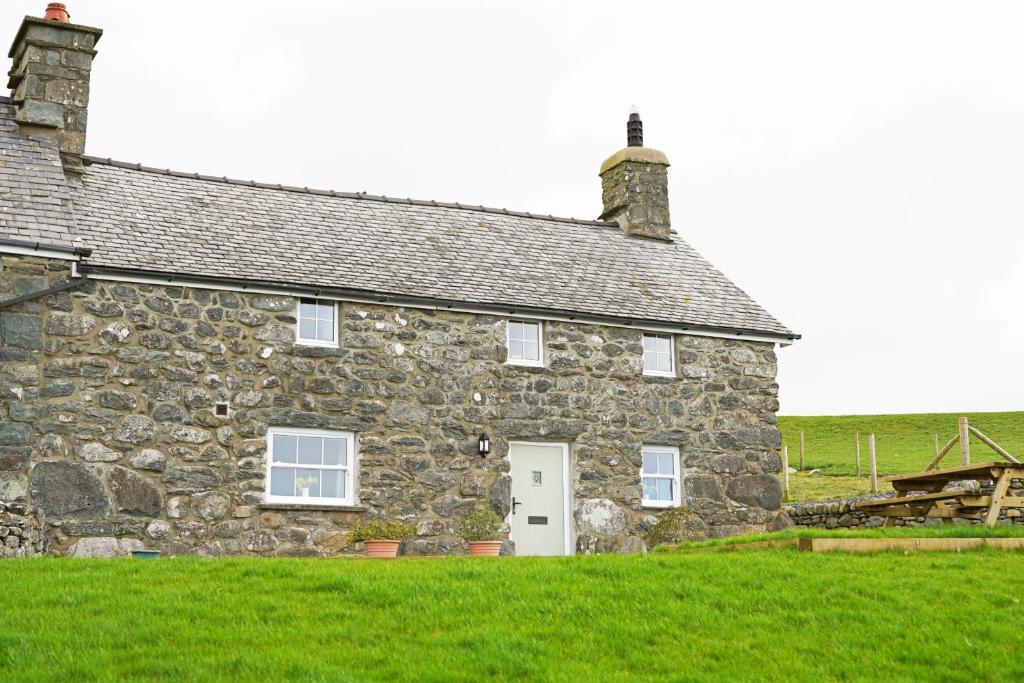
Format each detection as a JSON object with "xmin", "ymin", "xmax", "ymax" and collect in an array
[
  {"xmin": 468, "ymin": 540, "xmax": 502, "ymax": 557},
  {"xmin": 363, "ymin": 539, "xmax": 401, "ymax": 558}
]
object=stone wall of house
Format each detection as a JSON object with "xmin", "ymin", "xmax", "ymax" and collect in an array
[{"xmin": 0, "ymin": 253, "xmax": 786, "ymax": 556}]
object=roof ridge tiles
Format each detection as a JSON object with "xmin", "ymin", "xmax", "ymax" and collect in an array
[{"xmin": 80, "ymin": 155, "xmax": 617, "ymax": 228}]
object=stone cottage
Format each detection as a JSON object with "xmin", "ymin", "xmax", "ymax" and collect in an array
[{"xmin": 0, "ymin": 7, "xmax": 798, "ymax": 557}]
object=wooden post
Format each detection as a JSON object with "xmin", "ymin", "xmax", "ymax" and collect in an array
[
  {"xmin": 925, "ymin": 434, "xmax": 960, "ymax": 471},
  {"xmin": 984, "ymin": 469, "xmax": 1012, "ymax": 528},
  {"xmin": 781, "ymin": 446, "xmax": 790, "ymax": 501},
  {"xmin": 959, "ymin": 417, "xmax": 970, "ymax": 466},
  {"xmin": 933, "ymin": 433, "xmax": 939, "ymax": 458},
  {"xmin": 855, "ymin": 431, "xmax": 861, "ymax": 477},
  {"xmin": 799, "ymin": 430, "xmax": 805, "ymax": 472},
  {"xmin": 869, "ymin": 433, "xmax": 878, "ymax": 494},
  {"xmin": 968, "ymin": 425, "xmax": 1021, "ymax": 464}
]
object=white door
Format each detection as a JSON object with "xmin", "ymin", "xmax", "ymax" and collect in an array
[{"xmin": 509, "ymin": 442, "xmax": 569, "ymax": 556}]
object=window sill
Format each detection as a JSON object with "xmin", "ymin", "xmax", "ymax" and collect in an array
[
  {"xmin": 506, "ymin": 360, "xmax": 545, "ymax": 368},
  {"xmin": 294, "ymin": 340, "xmax": 340, "ymax": 349},
  {"xmin": 641, "ymin": 502, "xmax": 678, "ymax": 510},
  {"xmin": 643, "ymin": 371, "xmax": 676, "ymax": 379},
  {"xmin": 260, "ymin": 503, "xmax": 368, "ymax": 513}
]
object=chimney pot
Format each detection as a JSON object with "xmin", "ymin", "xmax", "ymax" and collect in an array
[
  {"xmin": 627, "ymin": 110, "xmax": 643, "ymax": 148},
  {"xmin": 44, "ymin": 3, "xmax": 70, "ymax": 23}
]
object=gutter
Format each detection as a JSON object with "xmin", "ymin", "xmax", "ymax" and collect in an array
[
  {"xmin": 79, "ymin": 264, "xmax": 801, "ymax": 343},
  {"xmin": 0, "ymin": 275, "xmax": 88, "ymax": 309},
  {"xmin": 0, "ymin": 236, "xmax": 93, "ymax": 260}
]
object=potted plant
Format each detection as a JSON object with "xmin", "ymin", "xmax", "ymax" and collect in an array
[
  {"xmin": 459, "ymin": 507, "xmax": 503, "ymax": 556},
  {"xmin": 348, "ymin": 519, "xmax": 415, "ymax": 559}
]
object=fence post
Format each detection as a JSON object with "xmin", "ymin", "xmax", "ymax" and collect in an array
[
  {"xmin": 799, "ymin": 430, "xmax": 805, "ymax": 471},
  {"xmin": 934, "ymin": 433, "xmax": 939, "ymax": 459},
  {"xmin": 959, "ymin": 417, "xmax": 970, "ymax": 466},
  {"xmin": 781, "ymin": 446, "xmax": 790, "ymax": 502},
  {"xmin": 855, "ymin": 431, "xmax": 861, "ymax": 477},
  {"xmin": 869, "ymin": 433, "xmax": 878, "ymax": 493}
]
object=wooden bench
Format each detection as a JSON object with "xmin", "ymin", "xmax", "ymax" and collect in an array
[{"xmin": 856, "ymin": 462, "xmax": 1024, "ymax": 527}]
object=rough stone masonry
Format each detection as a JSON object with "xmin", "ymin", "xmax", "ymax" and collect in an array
[{"xmin": 0, "ymin": 255, "xmax": 787, "ymax": 556}]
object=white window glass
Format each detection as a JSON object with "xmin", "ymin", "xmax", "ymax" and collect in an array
[
  {"xmin": 270, "ymin": 467, "xmax": 294, "ymax": 496},
  {"xmin": 266, "ymin": 429, "xmax": 354, "ymax": 505},
  {"xmin": 273, "ymin": 435, "xmax": 297, "ymax": 463},
  {"xmin": 643, "ymin": 334, "xmax": 674, "ymax": 376},
  {"xmin": 322, "ymin": 470, "xmax": 345, "ymax": 498},
  {"xmin": 323, "ymin": 438, "xmax": 345, "ymax": 466},
  {"xmin": 641, "ymin": 446, "xmax": 680, "ymax": 508},
  {"xmin": 296, "ymin": 298, "xmax": 337, "ymax": 346},
  {"xmin": 507, "ymin": 321, "xmax": 543, "ymax": 365}
]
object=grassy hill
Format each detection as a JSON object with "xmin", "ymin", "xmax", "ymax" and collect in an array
[
  {"xmin": 777, "ymin": 411, "xmax": 1024, "ymax": 501},
  {"xmin": 5, "ymin": 553, "xmax": 1024, "ymax": 680}
]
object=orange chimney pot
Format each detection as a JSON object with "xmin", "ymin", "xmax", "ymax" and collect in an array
[{"xmin": 44, "ymin": 3, "xmax": 70, "ymax": 23}]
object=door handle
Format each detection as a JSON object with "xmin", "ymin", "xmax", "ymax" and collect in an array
[{"xmin": 511, "ymin": 497, "xmax": 523, "ymax": 515}]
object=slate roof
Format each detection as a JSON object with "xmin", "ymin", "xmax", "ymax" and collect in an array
[
  {"xmin": 0, "ymin": 101, "xmax": 795, "ymax": 339},
  {"xmin": 0, "ymin": 102, "xmax": 79, "ymax": 246}
]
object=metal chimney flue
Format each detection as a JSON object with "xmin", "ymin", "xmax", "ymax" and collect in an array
[{"xmin": 627, "ymin": 108, "xmax": 643, "ymax": 147}]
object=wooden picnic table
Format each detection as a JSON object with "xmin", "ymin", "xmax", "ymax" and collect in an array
[{"xmin": 857, "ymin": 461, "xmax": 1024, "ymax": 528}]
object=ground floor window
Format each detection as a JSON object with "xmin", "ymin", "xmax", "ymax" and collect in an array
[
  {"xmin": 641, "ymin": 445, "xmax": 680, "ymax": 508},
  {"xmin": 265, "ymin": 428, "xmax": 355, "ymax": 505}
]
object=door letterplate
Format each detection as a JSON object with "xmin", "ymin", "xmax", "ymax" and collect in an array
[{"xmin": 527, "ymin": 516, "xmax": 548, "ymax": 525}]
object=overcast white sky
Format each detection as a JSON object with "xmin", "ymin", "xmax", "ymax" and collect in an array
[{"xmin": 5, "ymin": 1, "xmax": 1022, "ymax": 416}]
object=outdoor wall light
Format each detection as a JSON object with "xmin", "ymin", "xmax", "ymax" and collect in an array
[{"xmin": 478, "ymin": 433, "xmax": 491, "ymax": 457}]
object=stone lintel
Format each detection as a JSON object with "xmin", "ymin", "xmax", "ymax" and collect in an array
[{"xmin": 599, "ymin": 146, "xmax": 670, "ymax": 176}]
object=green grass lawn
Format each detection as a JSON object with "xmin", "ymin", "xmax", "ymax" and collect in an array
[
  {"xmin": 777, "ymin": 411, "xmax": 1024, "ymax": 502},
  {"xmin": 3, "ymin": 554, "xmax": 1024, "ymax": 682}
]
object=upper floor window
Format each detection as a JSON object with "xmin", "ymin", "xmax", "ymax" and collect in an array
[
  {"xmin": 642, "ymin": 333, "xmax": 674, "ymax": 377},
  {"xmin": 641, "ymin": 445, "xmax": 681, "ymax": 508},
  {"xmin": 507, "ymin": 320, "xmax": 543, "ymax": 366},
  {"xmin": 296, "ymin": 298, "xmax": 337, "ymax": 347},
  {"xmin": 266, "ymin": 428, "xmax": 355, "ymax": 506}
]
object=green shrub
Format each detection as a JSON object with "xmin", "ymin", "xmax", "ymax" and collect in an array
[
  {"xmin": 458, "ymin": 507, "xmax": 501, "ymax": 541},
  {"xmin": 643, "ymin": 508, "xmax": 704, "ymax": 548},
  {"xmin": 349, "ymin": 519, "xmax": 416, "ymax": 543}
]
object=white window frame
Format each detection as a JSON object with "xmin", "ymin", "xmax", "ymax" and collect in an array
[
  {"xmin": 265, "ymin": 427, "xmax": 356, "ymax": 506},
  {"xmin": 642, "ymin": 333, "xmax": 675, "ymax": 377},
  {"xmin": 295, "ymin": 298, "xmax": 339, "ymax": 348},
  {"xmin": 506, "ymin": 320, "xmax": 544, "ymax": 367},
  {"xmin": 640, "ymin": 445, "xmax": 681, "ymax": 509}
]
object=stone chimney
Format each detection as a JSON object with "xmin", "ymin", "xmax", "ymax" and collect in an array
[
  {"xmin": 7, "ymin": 5, "xmax": 102, "ymax": 175},
  {"xmin": 599, "ymin": 110, "xmax": 672, "ymax": 241}
]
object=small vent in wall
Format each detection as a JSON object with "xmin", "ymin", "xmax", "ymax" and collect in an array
[{"xmin": 214, "ymin": 402, "xmax": 230, "ymax": 418}]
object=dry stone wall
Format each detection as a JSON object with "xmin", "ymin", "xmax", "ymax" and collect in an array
[
  {"xmin": 785, "ymin": 488, "xmax": 1024, "ymax": 529},
  {"xmin": 0, "ymin": 500, "xmax": 41, "ymax": 556},
  {"xmin": 0, "ymin": 253, "xmax": 786, "ymax": 556}
]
